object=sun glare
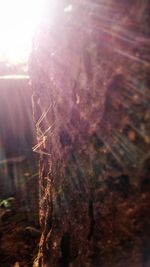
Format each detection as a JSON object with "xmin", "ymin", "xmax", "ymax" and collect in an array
[{"xmin": 0, "ymin": 0, "xmax": 44, "ymax": 64}]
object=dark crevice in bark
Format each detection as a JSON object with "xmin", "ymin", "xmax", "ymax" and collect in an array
[
  {"xmin": 59, "ymin": 129, "xmax": 72, "ymax": 147},
  {"xmin": 142, "ymin": 239, "xmax": 150, "ymax": 267},
  {"xmin": 87, "ymin": 198, "xmax": 95, "ymax": 241},
  {"xmin": 59, "ymin": 232, "xmax": 71, "ymax": 267}
]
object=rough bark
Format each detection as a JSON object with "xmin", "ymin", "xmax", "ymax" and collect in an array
[{"xmin": 30, "ymin": 1, "xmax": 150, "ymax": 266}]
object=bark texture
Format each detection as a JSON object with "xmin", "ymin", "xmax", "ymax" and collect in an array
[{"xmin": 30, "ymin": 1, "xmax": 150, "ymax": 266}]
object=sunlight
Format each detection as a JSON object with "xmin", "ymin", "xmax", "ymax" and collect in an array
[{"xmin": 0, "ymin": 0, "xmax": 44, "ymax": 63}]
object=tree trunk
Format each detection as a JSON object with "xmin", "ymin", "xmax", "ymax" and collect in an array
[{"xmin": 30, "ymin": 1, "xmax": 150, "ymax": 266}]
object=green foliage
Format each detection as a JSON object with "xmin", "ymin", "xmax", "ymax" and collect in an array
[{"xmin": 0, "ymin": 197, "xmax": 15, "ymax": 209}]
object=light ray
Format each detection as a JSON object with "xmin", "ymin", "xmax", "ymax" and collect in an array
[{"xmin": 0, "ymin": 0, "xmax": 45, "ymax": 63}]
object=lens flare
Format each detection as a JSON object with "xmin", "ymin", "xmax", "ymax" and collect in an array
[{"xmin": 0, "ymin": 0, "xmax": 44, "ymax": 63}]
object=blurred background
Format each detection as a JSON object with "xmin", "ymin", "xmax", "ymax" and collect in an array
[
  {"xmin": 0, "ymin": 62, "xmax": 40, "ymax": 267},
  {"xmin": 0, "ymin": 1, "xmax": 44, "ymax": 265},
  {"xmin": 0, "ymin": 62, "xmax": 38, "ymax": 216}
]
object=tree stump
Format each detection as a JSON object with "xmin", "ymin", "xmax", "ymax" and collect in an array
[{"xmin": 30, "ymin": 1, "xmax": 150, "ymax": 266}]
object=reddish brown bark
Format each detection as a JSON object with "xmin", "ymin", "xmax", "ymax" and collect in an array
[{"xmin": 30, "ymin": 1, "xmax": 150, "ymax": 266}]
